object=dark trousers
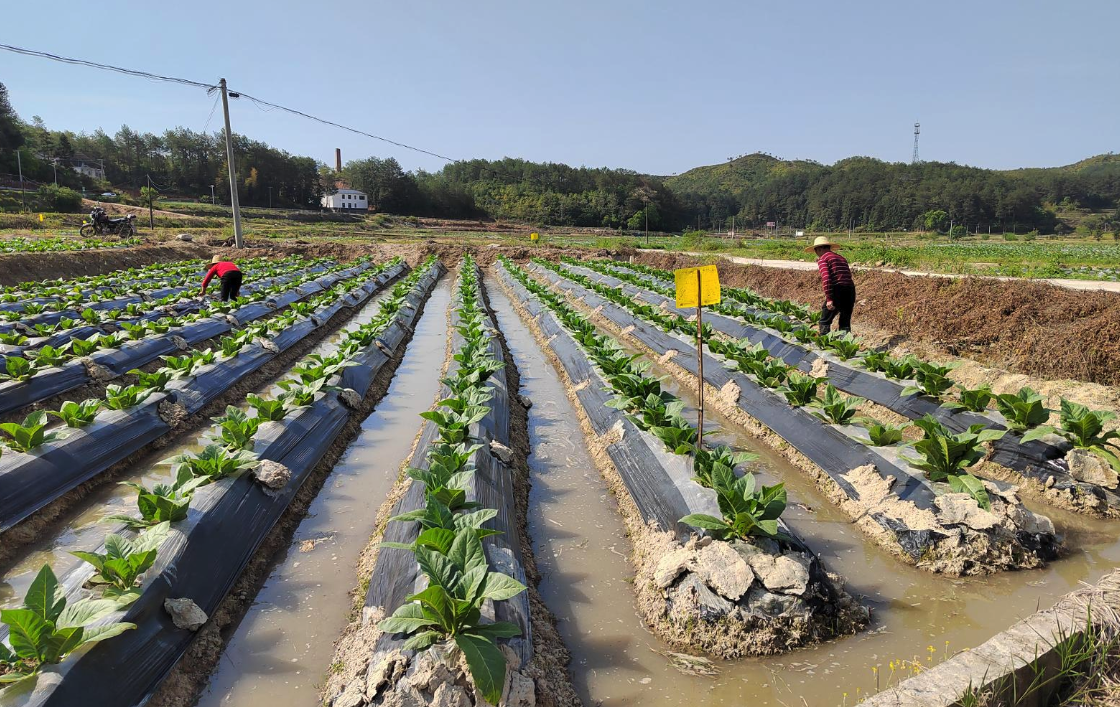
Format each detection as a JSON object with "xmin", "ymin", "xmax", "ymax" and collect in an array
[
  {"xmin": 219, "ymin": 271, "xmax": 243, "ymax": 302},
  {"xmin": 819, "ymin": 284, "xmax": 855, "ymax": 335}
]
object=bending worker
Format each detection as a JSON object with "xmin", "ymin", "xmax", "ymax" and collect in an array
[
  {"xmin": 200, "ymin": 255, "xmax": 243, "ymax": 302},
  {"xmin": 806, "ymin": 236, "xmax": 855, "ymax": 336}
]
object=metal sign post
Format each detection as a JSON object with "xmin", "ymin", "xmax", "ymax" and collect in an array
[{"xmin": 695, "ymin": 270, "xmax": 704, "ymax": 448}]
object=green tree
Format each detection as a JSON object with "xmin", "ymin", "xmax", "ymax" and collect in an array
[
  {"xmin": 139, "ymin": 185, "xmax": 160, "ymax": 209},
  {"xmin": 0, "ymin": 82, "xmax": 23, "ymax": 151},
  {"xmin": 922, "ymin": 209, "xmax": 949, "ymax": 232}
]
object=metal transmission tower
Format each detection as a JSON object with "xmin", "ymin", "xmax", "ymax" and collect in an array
[{"xmin": 912, "ymin": 122, "xmax": 921, "ymax": 164}]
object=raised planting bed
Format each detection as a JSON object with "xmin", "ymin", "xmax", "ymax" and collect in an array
[
  {"xmin": 587, "ymin": 258, "xmax": 1120, "ymax": 517},
  {"xmin": 0, "ymin": 258, "xmax": 402, "ymax": 418},
  {"xmin": 324, "ymin": 256, "xmax": 549, "ymax": 707},
  {"xmin": 0, "ymin": 257, "xmax": 445, "ymax": 707},
  {"xmin": 0, "ymin": 260, "xmax": 406, "ymax": 533},
  {"xmin": 493, "ymin": 258, "xmax": 868, "ymax": 659},
  {"xmin": 528, "ymin": 260, "xmax": 1061, "ymax": 576},
  {"xmin": 0, "ymin": 255, "xmax": 322, "ymax": 355}
]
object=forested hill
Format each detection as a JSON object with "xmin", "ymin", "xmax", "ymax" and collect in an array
[{"xmin": 664, "ymin": 152, "xmax": 1120, "ymax": 233}]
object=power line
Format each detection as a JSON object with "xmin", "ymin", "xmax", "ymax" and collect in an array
[
  {"xmin": 231, "ymin": 91, "xmax": 456, "ymax": 162},
  {"xmin": 0, "ymin": 43, "xmax": 217, "ymax": 90},
  {"xmin": 0, "ymin": 43, "xmax": 457, "ymax": 163}
]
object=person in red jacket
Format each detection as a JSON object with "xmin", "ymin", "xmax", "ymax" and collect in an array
[
  {"xmin": 805, "ymin": 236, "xmax": 855, "ymax": 336},
  {"xmin": 200, "ymin": 256, "xmax": 243, "ymax": 301}
]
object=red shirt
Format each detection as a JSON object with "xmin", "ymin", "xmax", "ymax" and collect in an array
[
  {"xmin": 817, "ymin": 250, "xmax": 853, "ymax": 300},
  {"xmin": 201, "ymin": 261, "xmax": 240, "ymax": 293}
]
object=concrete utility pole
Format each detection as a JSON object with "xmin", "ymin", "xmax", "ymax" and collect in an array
[
  {"xmin": 210, "ymin": 184, "xmax": 216, "ymax": 205},
  {"xmin": 146, "ymin": 174, "xmax": 155, "ymax": 230},
  {"xmin": 219, "ymin": 78, "xmax": 244, "ymax": 248},
  {"xmin": 16, "ymin": 150, "xmax": 24, "ymax": 211},
  {"xmin": 52, "ymin": 159, "xmax": 58, "ymax": 185}
]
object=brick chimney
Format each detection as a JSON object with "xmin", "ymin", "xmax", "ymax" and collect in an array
[{"xmin": 335, "ymin": 148, "xmax": 342, "ymax": 173}]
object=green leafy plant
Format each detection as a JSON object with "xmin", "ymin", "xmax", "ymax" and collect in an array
[
  {"xmin": 163, "ymin": 444, "xmax": 259, "ymax": 481},
  {"xmin": 277, "ymin": 377, "xmax": 332, "ymax": 407},
  {"xmin": 0, "ymin": 332, "xmax": 28, "ymax": 346},
  {"xmin": 27, "ymin": 344, "xmax": 70, "ymax": 368},
  {"xmin": 904, "ymin": 415, "xmax": 1005, "ymax": 509},
  {"xmin": 160, "ymin": 354, "xmax": 195, "ymax": 377},
  {"xmin": 943, "ymin": 384, "xmax": 994, "ymax": 413},
  {"xmin": 69, "ymin": 337, "xmax": 99, "ymax": 357},
  {"xmin": 128, "ymin": 368, "xmax": 173, "ymax": 392},
  {"xmin": 109, "ymin": 467, "xmax": 209, "ymax": 529},
  {"xmin": 377, "ymin": 529, "xmax": 526, "ymax": 704},
  {"xmin": 104, "ymin": 384, "xmax": 153, "ymax": 411},
  {"xmin": 210, "ymin": 406, "xmax": 263, "ymax": 451},
  {"xmin": 881, "ymin": 355, "xmax": 918, "ymax": 381},
  {"xmin": 681, "ymin": 464, "xmax": 788, "ymax": 540},
  {"xmin": 0, "ymin": 565, "xmax": 135, "ymax": 683},
  {"xmin": 71, "ymin": 522, "xmax": 170, "ymax": 600},
  {"xmin": 1023, "ymin": 399, "xmax": 1120, "ymax": 472},
  {"xmin": 862, "ymin": 420, "xmax": 909, "ymax": 446},
  {"xmin": 247, "ymin": 394, "xmax": 288, "ymax": 421},
  {"xmin": 824, "ymin": 332, "xmax": 862, "ymax": 360},
  {"xmin": 903, "ymin": 360, "xmax": 960, "ymax": 398},
  {"xmin": 994, "ymin": 387, "xmax": 1050, "ymax": 432},
  {"xmin": 692, "ymin": 446, "xmax": 758, "ymax": 487},
  {"xmin": 49, "ymin": 399, "xmax": 102, "ymax": 428},
  {"xmin": 0, "ymin": 356, "xmax": 37, "ymax": 382},
  {"xmin": 777, "ymin": 371, "xmax": 824, "ymax": 407},
  {"xmin": 811, "ymin": 384, "xmax": 865, "ymax": 425},
  {"xmin": 0, "ymin": 411, "xmax": 67, "ymax": 452}
]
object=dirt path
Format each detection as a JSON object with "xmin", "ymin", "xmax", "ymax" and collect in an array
[{"xmin": 667, "ymin": 250, "xmax": 1120, "ymax": 293}]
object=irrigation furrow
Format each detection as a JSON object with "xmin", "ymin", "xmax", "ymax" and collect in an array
[
  {"xmin": 494, "ymin": 258, "xmax": 867, "ymax": 659},
  {"xmin": 196, "ymin": 274, "xmax": 454, "ymax": 707},
  {"xmin": 527, "ymin": 260, "xmax": 1061, "ymax": 576},
  {"xmin": 0, "ymin": 258, "xmax": 445, "ymax": 707}
]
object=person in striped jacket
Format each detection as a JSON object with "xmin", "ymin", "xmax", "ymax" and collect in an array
[{"xmin": 805, "ymin": 236, "xmax": 856, "ymax": 336}]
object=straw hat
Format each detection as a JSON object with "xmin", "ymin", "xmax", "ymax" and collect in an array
[
  {"xmin": 211, "ymin": 255, "xmax": 221, "ymax": 263},
  {"xmin": 803, "ymin": 236, "xmax": 841, "ymax": 252}
]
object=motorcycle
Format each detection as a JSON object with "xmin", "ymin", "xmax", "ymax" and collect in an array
[{"xmin": 80, "ymin": 208, "xmax": 137, "ymax": 237}]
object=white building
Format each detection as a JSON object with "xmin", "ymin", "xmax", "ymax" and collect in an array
[
  {"xmin": 321, "ymin": 189, "xmax": 368, "ymax": 211},
  {"xmin": 69, "ymin": 158, "xmax": 105, "ymax": 181}
]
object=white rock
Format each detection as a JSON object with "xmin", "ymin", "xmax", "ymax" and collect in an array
[
  {"xmin": 253, "ymin": 460, "xmax": 292, "ymax": 490},
  {"xmin": 1067, "ymin": 448, "xmax": 1119, "ymax": 489},
  {"xmin": 176, "ymin": 233, "xmax": 193, "ymax": 242},
  {"xmin": 339, "ymin": 387, "xmax": 362, "ymax": 409},
  {"xmin": 164, "ymin": 597, "xmax": 207, "ymax": 631},
  {"xmin": 692, "ymin": 541, "xmax": 754, "ymax": 600},
  {"xmin": 653, "ymin": 548, "xmax": 695, "ymax": 589},
  {"xmin": 744, "ymin": 550, "xmax": 810, "ymax": 596},
  {"xmin": 490, "ymin": 440, "xmax": 513, "ymax": 464}
]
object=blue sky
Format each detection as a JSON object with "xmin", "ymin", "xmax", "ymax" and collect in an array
[{"xmin": 2, "ymin": 0, "xmax": 1116, "ymax": 175}]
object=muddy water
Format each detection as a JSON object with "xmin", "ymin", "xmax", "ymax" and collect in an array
[
  {"xmin": 195, "ymin": 276, "xmax": 452, "ymax": 707},
  {"xmin": 0, "ymin": 285, "xmax": 404, "ymax": 609},
  {"xmin": 488, "ymin": 273, "xmax": 1120, "ymax": 707}
]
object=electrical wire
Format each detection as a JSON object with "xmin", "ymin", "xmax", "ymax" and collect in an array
[
  {"xmin": 232, "ymin": 91, "xmax": 456, "ymax": 162},
  {"xmin": 0, "ymin": 43, "xmax": 458, "ymax": 164},
  {"xmin": 0, "ymin": 44, "xmax": 217, "ymax": 90}
]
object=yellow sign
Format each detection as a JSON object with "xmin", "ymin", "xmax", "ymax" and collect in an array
[
  {"xmin": 530, "ymin": 232, "xmax": 539, "ymax": 241},
  {"xmin": 39, "ymin": 213, "xmax": 44, "ymax": 222},
  {"xmin": 674, "ymin": 265, "xmax": 721, "ymax": 309}
]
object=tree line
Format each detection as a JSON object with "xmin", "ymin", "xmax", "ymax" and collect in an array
[{"xmin": 2, "ymin": 80, "xmax": 1117, "ymax": 231}]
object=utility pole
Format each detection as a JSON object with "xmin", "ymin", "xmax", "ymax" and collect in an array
[
  {"xmin": 210, "ymin": 184, "xmax": 216, "ymax": 205},
  {"xmin": 268, "ymin": 186, "xmax": 272, "ymax": 209},
  {"xmin": 218, "ymin": 78, "xmax": 244, "ymax": 248},
  {"xmin": 146, "ymin": 174, "xmax": 155, "ymax": 230},
  {"xmin": 16, "ymin": 150, "xmax": 24, "ymax": 211},
  {"xmin": 52, "ymin": 159, "xmax": 58, "ymax": 185}
]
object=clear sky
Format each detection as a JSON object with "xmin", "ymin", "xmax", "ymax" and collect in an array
[{"xmin": 2, "ymin": 0, "xmax": 1117, "ymax": 175}]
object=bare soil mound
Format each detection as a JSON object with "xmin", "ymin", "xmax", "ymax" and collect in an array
[
  {"xmin": 632, "ymin": 251, "xmax": 1120, "ymax": 387},
  {"xmin": 0, "ymin": 241, "xmax": 210, "ymax": 286}
]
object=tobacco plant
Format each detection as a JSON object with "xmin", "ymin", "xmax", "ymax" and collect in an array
[
  {"xmin": 944, "ymin": 384, "xmax": 994, "ymax": 413},
  {"xmin": 109, "ymin": 467, "xmax": 209, "ymax": 529},
  {"xmin": 71, "ymin": 522, "xmax": 170, "ymax": 600},
  {"xmin": 811, "ymin": 384, "xmax": 865, "ymax": 425},
  {"xmin": 1022, "ymin": 399, "xmax": 1120, "ymax": 472},
  {"xmin": 164, "ymin": 444, "xmax": 259, "ymax": 481},
  {"xmin": 49, "ymin": 399, "xmax": 103, "ymax": 428},
  {"xmin": 0, "ymin": 356, "xmax": 37, "ymax": 382},
  {"xmin": 681, "ymin": 464, "xmax": 788, "ymax": 541},
  {"xmin": 247, "ymin": 394, "xmax": 289, "ymax": 421},
  {"xmin": 862, "ymin": 420, "xmax": 909, "ymax": 447},
  {"xmin": 0, "ymin": 411, "xmax": 67, "ymax": 452},
  {"xmin": 104, "ymin": 384, "xmax": 153, "ymax": 411},
  {"xmin": 994, "ymin": 387, "xmax": 1050, "ymax": 432},
  {"xmin": 777, "ymin": 371, "xmax": 825, "ymax": 407},
  {"xmin": 904, "ymin": 415, "xmax": 1005, "ymax": 509},
  {"xmin": 0, "ymin": 565, "xmax": 135, "ymax": 684},
  {"xmin": 903, "ymin": 360, "xmax": 959, "ymax": 398},
  {"xmin": 378, "ymin": 529, "xmax": 525, "ymax": 704}
]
